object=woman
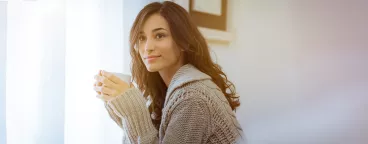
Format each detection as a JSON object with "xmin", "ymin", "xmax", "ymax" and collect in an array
[{"xmin": 94, "ymin": 1, "xmax": 243, "ymax": 143}]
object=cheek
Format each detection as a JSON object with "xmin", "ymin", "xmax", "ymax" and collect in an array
[{"xmin": 159, "ymin": 41, "xmax": 179, "ymax": 60}]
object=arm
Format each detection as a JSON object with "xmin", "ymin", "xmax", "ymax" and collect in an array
[
  {"xmin": 105, "ymin": 88, "xmax": 158, "ymax": 144},
  {"xmin": 162, "ymin": 97, "xmax": 212, "ymax": 143}
]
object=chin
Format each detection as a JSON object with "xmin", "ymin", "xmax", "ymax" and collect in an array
[{"xmin": 145, "ymin": 63, "xmax": 163, "ymax": 72}]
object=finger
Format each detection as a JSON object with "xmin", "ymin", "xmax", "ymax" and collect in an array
[
  {"xmin": 93, "ymin": 81, "xmax": 102, "ymax": 87},
  {"xmin": 101, "ymin": 71, "xmax": 125, "ymax": 85},
  {"xmin": 93, "ymin": 84, "xmax": 102, "ymax": 95},
  {"xmin": 96, "ymin": 91, "xmax": 101, "ymax": 95},
  {"xmin": 95, "ymin": 75, "xmax": 115, "ymax": 87},
  {"xmin": 94, "ymin": 85, "xmax": 114, "ymax": 96},
  {"xmin": 94, "ymin": 85, "xmax": 106, "ymax": 94},
  {"xmin": 99, "ymin": 70, "xmax": 103, "ymax": 76},
  {"xmin": 93, "ymin": 75, "xmax": 103, "ymax": 86},
  {"xmin": 96, "ymin": 94, "xmax": 105, "ymax": 101},
  {"xmin": 95, "ymin": 81, "xmax": 102, "ymax": 86},
  {"xmin": 95, "ymin": 70, "xmax": 103, "ymax": 77}
]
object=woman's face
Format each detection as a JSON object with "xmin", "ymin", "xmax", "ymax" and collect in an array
[{"xmin": 137, "ymin": 13, "xmax": 184, "ymax": 72}]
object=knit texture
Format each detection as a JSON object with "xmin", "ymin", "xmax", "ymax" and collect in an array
[{"xmin": 105, "ymin": 64, "xmax": 244, "ymax": 144}]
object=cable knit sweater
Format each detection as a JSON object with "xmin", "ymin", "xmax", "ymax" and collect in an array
[{"xmin": 104, "ymin": 64, "xmax": 244, "ymax": 144}]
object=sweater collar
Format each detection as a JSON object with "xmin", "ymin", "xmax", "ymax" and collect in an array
[{"xmin": 164, "ymin": 64, "xmax": 211, "ymax": 105}]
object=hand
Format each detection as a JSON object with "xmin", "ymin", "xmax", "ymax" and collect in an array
[{"xmin": 93, "ymin": 70, "xmax": 131, "ymax": 102}]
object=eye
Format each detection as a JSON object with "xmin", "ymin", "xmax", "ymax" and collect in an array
[
  {"xmin": 138, "ymin": 35, "xmax": 146, "ymax": 42},
  {"xmin": 155, "ymin": 33, "xmax": 166, "ymax": 39}
]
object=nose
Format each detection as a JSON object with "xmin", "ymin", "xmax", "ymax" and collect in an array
[{"xmin": 144, "ymin": 39, "xmax": 154, "ymax": 52}]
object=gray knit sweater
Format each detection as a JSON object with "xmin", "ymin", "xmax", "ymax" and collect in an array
[{"xmin": 104, "ymin": 64, "xmax": 244, "ymax": 144}]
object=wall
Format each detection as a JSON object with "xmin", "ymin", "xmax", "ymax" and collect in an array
[{"xmin": 210, "ymin": 0, "xmax": 368, "ymax": 143}]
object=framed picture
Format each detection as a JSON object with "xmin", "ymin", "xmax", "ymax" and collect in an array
[
  {"xmin": 170, "ymin": 0, "xmax": 233, "ymax": 43},
  {"xmin": 189, "ymin": 0, "xmax": 227, "ymax": 31}
]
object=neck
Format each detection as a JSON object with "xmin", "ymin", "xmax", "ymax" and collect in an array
[{"xmin": 159, "ymin": 63, "xmax": 184, "ymax": 87}]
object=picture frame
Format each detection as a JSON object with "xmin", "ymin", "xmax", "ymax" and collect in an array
[
  {"xmin": 170, "ymin": 0, "xmax": 233, "ymax": 43},
  {"xmin": 189, "ymin": 0, "xmax": 227, "ymax": 31}
]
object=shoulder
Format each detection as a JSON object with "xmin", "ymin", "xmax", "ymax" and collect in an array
[
  {"xmin": 166, "ymin": 79, "xmax": 219, "ymax": 109},
  {"xmin": 171, "ymin": 80, "xmax": 211, "ymax": 100},
  {"xmin": 163, "ymin": 64, "xmax": 224, "ymax": 110}
]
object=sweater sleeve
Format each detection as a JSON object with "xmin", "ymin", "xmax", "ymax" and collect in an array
[
  {"xmin": 162, "ymin": 97, "xmax": 212, "ymax": 143},
  {"xmin": 105, "ymin": 88, "xmax": 158, "ymax": 144},
  {"xmin": 104, "ymin": 102, "xmax": 123, "ymax": 129}
]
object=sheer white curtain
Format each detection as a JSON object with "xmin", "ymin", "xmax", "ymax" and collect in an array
[
  {"xmin": 5, "ymin": 0, "xmax": 138, "ymax": 143},
  {"xmin": 64, "ymin": 0, "xmax": 125, "ymax": 143},
  {"xmin": 64, "ymin": 1, "xmax": 153, "ymax": 143},
  {"xmin": 0, "ymin": 1, "xmax": 7, "ymax": 144},
  {"xmin": 6, "ymin": 0, "xmax": 66, "ymax": 143}
]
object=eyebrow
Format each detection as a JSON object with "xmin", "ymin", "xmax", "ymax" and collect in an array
[
  {"xmin": 139, "ymin": 27, "xmax": 167, "ymax": 34},
  {"xmin": 152, "ymin": 27, "xmax": 166, "ymax": 32}
]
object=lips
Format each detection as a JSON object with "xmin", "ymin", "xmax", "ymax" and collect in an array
[
  {"xmin": 144, "ymin": 55, "xmax": 161, "ymax": 59},
  {"xmin": 144, "ymin": 55, "xmax": 161, "ymax": 63}
]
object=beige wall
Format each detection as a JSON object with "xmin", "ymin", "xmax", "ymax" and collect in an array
[{"xmin": 210, "ymin": 0, "xmax": 368, "ymax": 143}]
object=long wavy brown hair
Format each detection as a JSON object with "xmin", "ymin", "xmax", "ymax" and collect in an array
[{"xmin": 130, "ymin": 1, "xmax": 240, "ymax": 129}]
